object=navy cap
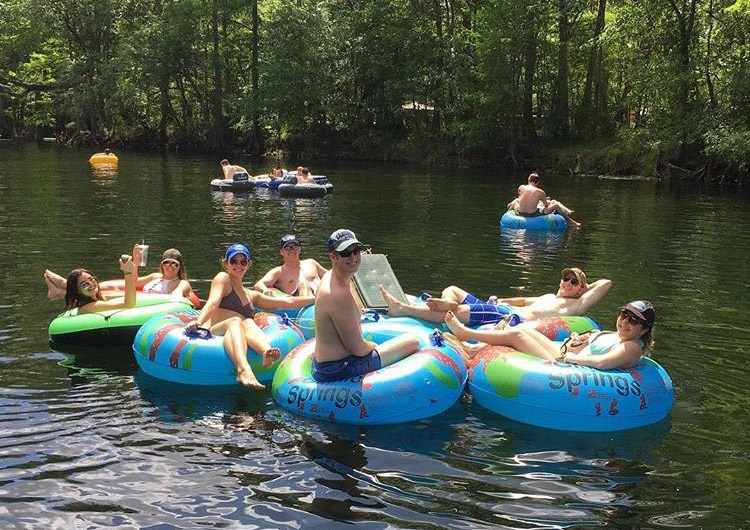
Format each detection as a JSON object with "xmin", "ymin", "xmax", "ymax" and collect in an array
[
  {"xmin": 224, "ymin": 243, "xmax": 251, "ymax": 260},
  {"xmin": 327, "ymin": 229, "xmax": 366, "ymax": 253},
  {"xmin": 620, "ymin": 300, "xmax": 655, "ymax": 327},
  {"xmin": 280, "ymin": 234, "xmax": 300, "ymax": 248}
]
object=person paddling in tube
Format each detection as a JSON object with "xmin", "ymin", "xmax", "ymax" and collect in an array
[
  {"xmin": 380, "ymin": 267, "xmax": 611, "ymax": 328},
  {"xmin": 185, "ymin": 243, "xmax": 315, "ymax": 390},
  {"xmin": 219, "ymin": 159, "xmax": 252, "ymax": 182},
  {"xmin": 507, "ymin": 172, "xmax": 581, "ymax": 227},
  {"xmin": 444, "ymin": 300, "xmax": 655, "ymax": 368},
  {"xmin": 57, "ymin": 245, "xmax": 140, "ymax": 314},
  {"xmin": 254, "ymin": 234, "xmax": 327, "ymax": 296},
  {"xmin": 312, "ymin": 229, "xmax": 420, "ymax": 383},
  {"xmin": 44, "ymin": 248, "xmax": 195, "ymax": 301}
]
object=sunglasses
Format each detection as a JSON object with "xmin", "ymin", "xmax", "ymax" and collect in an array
[
  {"xmin": 619, "ymin": 310, "xmax": 646, "ymax": 326},
  {"xmin": 337, "ymin": 247, "xmax": 362, "ymax": 258},
  {"xmin": 283, "ymin": 244, "xmax": 300, "ymax": 251},
  {"xmin": 561, "ymin": 274, "xmax": 580, "ymax": 286},
  {"xmin": 229, "ymin": 258, "xmax": 249, "ymax": 266},
  {"xmin": 79, "ymin": 278, "xmax": 97, "ymax": 290},
  {"xmin": 161, "ymin": 260, "xmax": 181, "ymax": 267}
]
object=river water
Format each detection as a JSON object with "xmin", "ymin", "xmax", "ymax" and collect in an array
[{"xmin": 1, "ymin": 142, "xmax": 748, "ymax": 529}]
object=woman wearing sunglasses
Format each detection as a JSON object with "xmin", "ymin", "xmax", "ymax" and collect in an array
[
  {"xmin": 135, "ymin": 248, "xmax": 194, "ymax": 300},
  {"xmin": 444, "ymin": 300, "xmax": 655, "ymax": 369},
  {"xmin": 185, "ymin": 243, "xmax": 315, "ymax": 390},
  {"xmin": 45, "ymin": 248, "xmax": 196, "ymax": 304},
  {"xmin": 60, "ymin": 245, "xmax": 140, "ymax": 313}
]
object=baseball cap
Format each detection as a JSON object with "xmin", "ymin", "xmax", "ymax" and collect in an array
[
  {"xmin": 280, "ymin": 234, "xmax": 300, "ymax": 248},
  {"xmin": 224, "ymin": 243, "xmax": 252, "ymax": 260},
  {"xmin": 161, "ymin": 248, "xmax": 183, "ymax": 264},
  {"xmin": 620, "ymin": 300, "xmax": 655, "ymax": 327},
  {"xmin": 561, "ymin": 267, "xmax": 587, "ymax": 285},
  {"xmin": 327, "ymin": 229, "xmax": 366, "ymax": 253}
]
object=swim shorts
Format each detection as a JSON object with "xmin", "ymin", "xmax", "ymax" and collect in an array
[
  {"xmin": 312, "ymin": 349, "xmax": 382, "ymax": 382},
  {"xmin": 461, "ymin": 293, "xmax": 523, "ymax": 327},
  {"xmin": 515, "ymin": 209, "xmax": 544, "ymax": 217}
]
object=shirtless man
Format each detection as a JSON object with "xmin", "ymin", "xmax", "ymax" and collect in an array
[
  {"xmin": 312, "ymin": 229, "xmax": 419, "ymax": 383},
  {"xmin": 507, "ymin": 172, "xmax": 581, "ymax": 227},
  {"xmin": 379, "ymin": 267, "xmax": 611, "ymax": 327},
  {"xmin": 254, "ymin": 234, "xmax": 327, "ymax": 296},
  {"xmin": 295, "ymin": 166, "xmax": 316, "ymax": 185},
  {"xmin": 220, "ymin": 159, "xmax": 252, "ymax": 181}
]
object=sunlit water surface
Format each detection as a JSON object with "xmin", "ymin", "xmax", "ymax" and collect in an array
[{"xmin": 1, "ymin": 142, "xmax": 749, "ymax": 529}]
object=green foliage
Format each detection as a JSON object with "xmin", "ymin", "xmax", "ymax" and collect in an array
[{"xmin": 0, "ymin": 0, "xmax": 747, "ymax": 180}]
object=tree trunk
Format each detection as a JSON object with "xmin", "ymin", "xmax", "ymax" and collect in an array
[
  {"xmin": 522, "ymin": 20, "xmax": 537, "ymax": 142},
  {"xmin": 211, "ymin": 0, "xmax": 224, "ymax": 152},
  {"xmin": 553, "ymin": 0, "xmax": 570, "ymax": 140},
  {"xmin": 580, "ymin": 0, "xmax": 606, "ymax": 137},
  {"xmin": 248, "ymin": 0, "xmax": 262, "ymax": 155},
  {"xmin": 431, "ymin": 0, "xmax": 443, "ymax": 137}
]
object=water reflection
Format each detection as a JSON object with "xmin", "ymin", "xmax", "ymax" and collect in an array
[
  {"xmin": 499, "ymin": 228, "xmax": 567, "ymax": 269},
  {"xmin": 134, "ymin": 370, "xmax": 269, "ymax": 423}
]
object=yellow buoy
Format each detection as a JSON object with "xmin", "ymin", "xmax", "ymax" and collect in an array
[{"xmin": 89, "ymin": 152, "xmax": 119, "ymax": 165}]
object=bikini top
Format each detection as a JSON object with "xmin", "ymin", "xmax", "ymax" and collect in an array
[
  {"xmin": 143, "ymin": 277, "xmax": 174, "ymax": 294},
  {"xmin": 579, "ymin": 331, "xmax": 643, "ymax": 356},
  {"xmin": 218, "ymin": 287, "xmax": 257, "ymax": 318}
]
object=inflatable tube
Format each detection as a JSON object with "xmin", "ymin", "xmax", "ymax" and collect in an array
[
  {"xmin": 210, "ymin": 176, "xmax": 255, "ymax": 191},
  {"xmin": 133, "ymin": 310, "xmax": 305, "ymax": 386},
  {"xmin": 278, "ymin": 182, "xmax": 333, "ymax": 198},
  {"xmin": 49, "ymin": 294, "xmax": 194, "ymax": 346},
  {"xmin": 89, "ymin": 153, "xmax": 119, "ymax": 165},
  {"xmin": 500, "ymin": 210, "xmax": 567, "ymax": 231},
  {"xmin": 272, "ymin": 320, "xmax": 468, "ymax": 425},
  {"xmin": 252, "ymin": 175, "xmax": 283, "ymax": 189},
  {"xmin": 292, "ymin": 304, "xmax": 599, "ymax": 341},
  {"xmin": 98, "ymin": 278, "xmax": 201, "ymax": 309},
  {"xmin": 467, "ymin": 343, "xmax": 673, "ymax": 432}
]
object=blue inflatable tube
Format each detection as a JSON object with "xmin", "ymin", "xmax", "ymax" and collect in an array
[
  {"xmin": 500, "ymin": 210, "xmax": 567, "ymax": 230},
  {"xmin": 271, "ymin": 320, "xmax": 468, "ymax": 425},
  {"xmin": 133, "ymin": 310, "xmax": 305, "ymax": 385},
  {"xmin": 468, "ymin": 345, "xmax": 673, "ymax": 431}
]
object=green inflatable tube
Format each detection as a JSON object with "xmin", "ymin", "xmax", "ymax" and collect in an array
[{"xmin": 49, "ymin": 294, "xmax": 194, "ymax": 346}]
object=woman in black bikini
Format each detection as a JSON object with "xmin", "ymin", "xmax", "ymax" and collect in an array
[{"xmin": 186, "ymin": 243, "xmax": 315, "ymax": 390}]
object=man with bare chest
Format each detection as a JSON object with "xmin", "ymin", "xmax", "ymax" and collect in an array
[{"xmin": 255, "ymin": 234, "xmax": 327, "ymax": 296}]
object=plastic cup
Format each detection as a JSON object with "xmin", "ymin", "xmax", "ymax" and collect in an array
[{"xmin": 136, "ymin": 244, "xmax": 149, "ymax": 267}]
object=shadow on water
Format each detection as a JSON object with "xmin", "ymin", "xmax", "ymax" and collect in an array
[
  {"xmin": 133, "ymin": 369, "xmax": 273, "ymax": 423},
  {"xmin": 53, "ymin": 343, "xmax": 136, "ymax": 384}
]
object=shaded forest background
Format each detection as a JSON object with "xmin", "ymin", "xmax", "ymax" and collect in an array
[{"xmin": 1, "ymin": 0, "xmax": 749, "ymax": 181}]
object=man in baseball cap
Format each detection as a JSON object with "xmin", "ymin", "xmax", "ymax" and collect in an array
[
  {"xmin": 311, "ymin": 229, "xmax": 419, "ymax": 382},
  {"xmin": 327, "ymin": 229, "xmax": 368, "ymax": 254},
  {"xmin": 254, "ymin": 234, "xmax": 327, "ymax": 296}
]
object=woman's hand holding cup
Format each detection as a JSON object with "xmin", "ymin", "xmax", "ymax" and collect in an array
[{"xmin": 120, "ymin": 254, "xmax": 135, "ymax": 274}]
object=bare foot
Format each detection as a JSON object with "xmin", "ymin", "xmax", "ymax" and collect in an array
[
  {"xmin": 262, "ymin": 347, "xmax": 280, "ymax": 368},
  {"xmin": 444, "ymin": 310, "xmax": 469, "ymax": 340},
  {"xmin": 237, "ymin": 368, "xmax": 265, "ymax": 390},
  {"xmin": 44, "ymin": 269, "xmax": 67, "ymax": 300},
  {"xmin": 425, "ymin": 297, "xmax": 459, "ymax": 312},
  {"xmin": 379, "ymin": 285, "xmax": 407, "ymax": 316},
  {"xmin": 571, "ymin": 220, "xmax": 582, "ymax": 228}
]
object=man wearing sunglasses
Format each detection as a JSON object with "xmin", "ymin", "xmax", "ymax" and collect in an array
[
  {"xmin": 312, "ymin": 229, "xmax": 420, "ymax": 382},
  {"xmin": 255, "ymin": 234, "xmax": 327, "ymax": 296},
  {"xmin": 380, "ymin": 267, "xmax": 611, "ymax": 327}
]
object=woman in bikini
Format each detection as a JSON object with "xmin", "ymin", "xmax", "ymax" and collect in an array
[
  {"xmin": 185, "ymin": 243, "xmax": 315, "ymax": 390},
  {"xmin": 444, "ymin": 301, "xmax": 655, "ymax": 369},
  {"xmin": 60, "ymin": 245, "xmax": 140, "ymax": 314},
  {"xmin": 44, "ymin": 248, "xmax": 195, "ymax": 301}
]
